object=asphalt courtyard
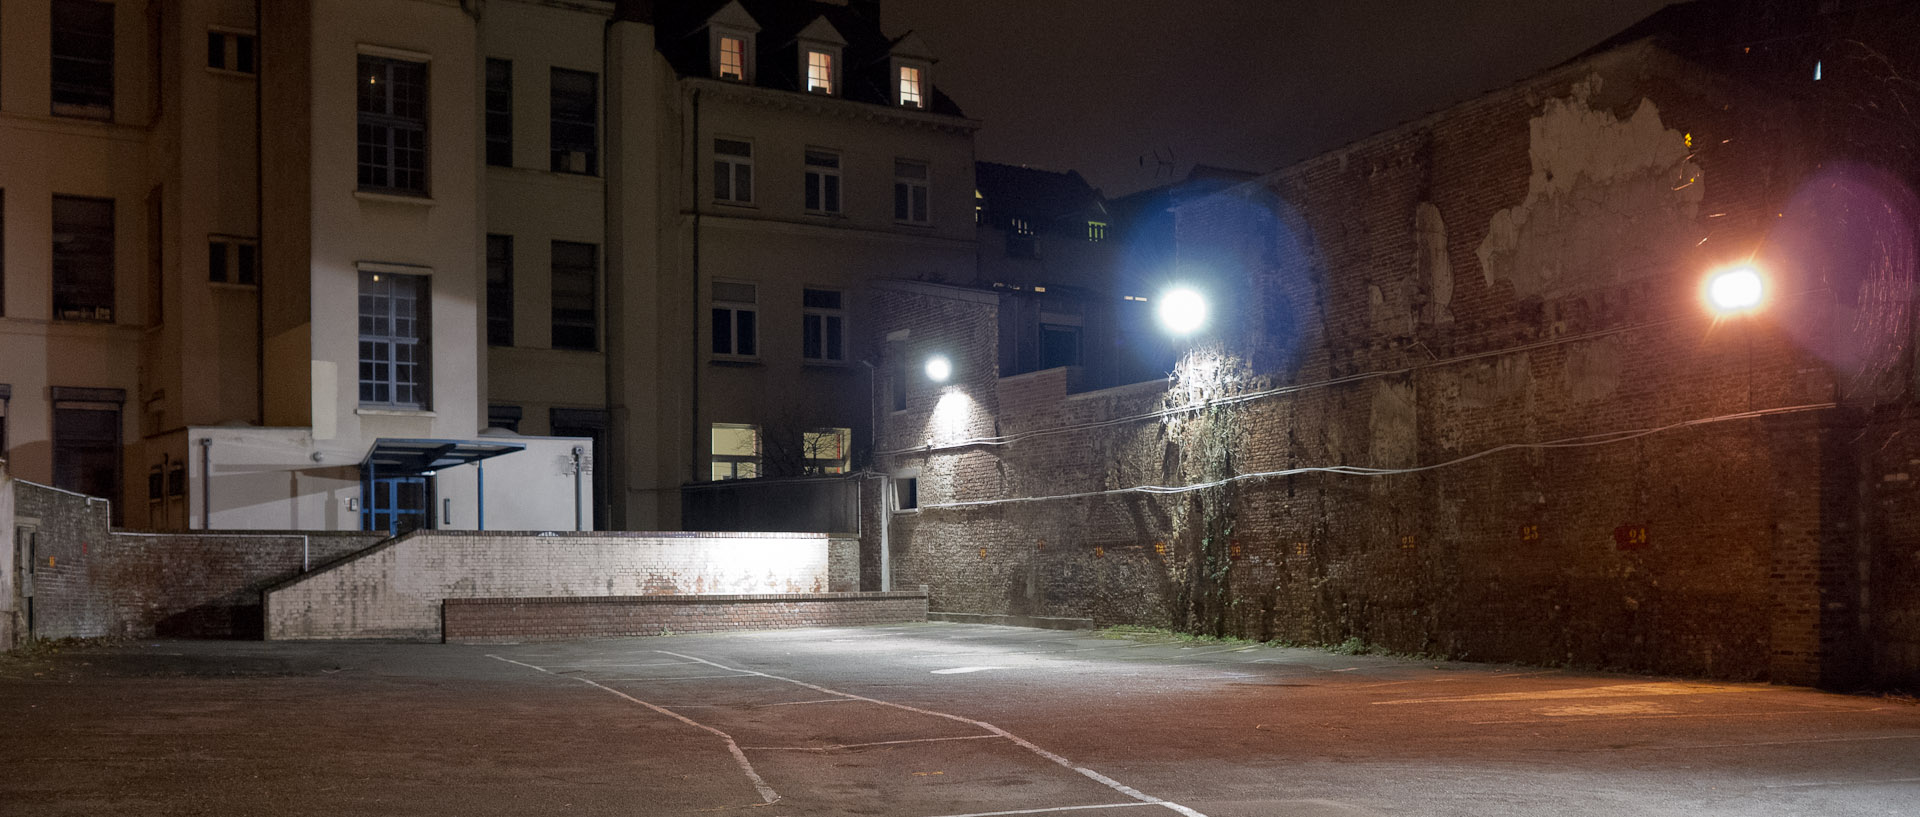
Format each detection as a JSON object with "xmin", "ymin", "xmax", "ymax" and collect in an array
[{"xmin": 4, "ymin": 624, "xmax": 1918, "ymax": 816}]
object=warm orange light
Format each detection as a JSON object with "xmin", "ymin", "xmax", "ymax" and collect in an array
[{"xmin": 1705, "ymin": 265, "xmax": 1765, "ymax": 315}]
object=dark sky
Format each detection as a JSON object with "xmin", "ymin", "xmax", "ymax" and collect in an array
[{"xmin": 886, "ymin": 0, "xmax": 1676, "ymax": 196}]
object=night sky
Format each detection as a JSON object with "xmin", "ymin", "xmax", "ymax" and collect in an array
[{"xmin": 887, "ymin": 0, "xmax": 1675, "ymax": 196}]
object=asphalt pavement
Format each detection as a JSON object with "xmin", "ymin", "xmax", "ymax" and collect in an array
[{"xmin": 3, "ymin": 623, "xmax": 1917, "ymax": 816}]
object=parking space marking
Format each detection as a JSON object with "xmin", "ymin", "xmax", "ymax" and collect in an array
[
  {"xmin": 924, "ymin": 802, "xmax": 1157, "ymax": 817},
  {"xmin": 600, "ymin": 673, "xmax": 760, "ymax": 682},
  {"xmin": 487, "ymin": 655, "xmax": 780, "ymax": 805},
  {"xmin": 656, "ymin": 650, "xmax": 1209, "ymax": 817},
  {"xmin": 740, "ymin": 734, "xmax": 1002, "ymax": 752},
  {"xmin": 932, "ymin": 666, "xmax": 1008, "ymax": 675},
  {"xmin": 759, "ymin": 697, "xmax": 860, "ymax": 707}
]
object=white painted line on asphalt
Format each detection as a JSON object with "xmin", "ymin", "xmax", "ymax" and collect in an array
[
  {"xmin": 1471, "ymin": 707, "xmax": 1887, "ymax": 725},
  {"xmin": 759, "ymin": 697, "xmax": 861, "ymax": 707},
  {"xmin": 741, "ymin": 734, "xmax": 1002, "ymax": 752},
  {"xmin": 932, "ymin": 666, "xmax": 1008, "ymax": 674},
  {"xmin": 486, "ymin": 655, "xmax": 780, "ymax": 805},
  {"xmin": 600, "ymin": 673, "xmax": 760, "ymax": 682},
  {"xmin": 922, "ymin": 802, "xmax": 1157, "ymax": 817},
  {"xmin": 1762, "ymin": 776, "xmax": 1920, "ymax": 789},
  {"xmin": 656, "ymin": 650, "xmax": 1210, "ymax": 817},
  {"xmin": 1644, "ymin": 733, "xmax": 1920, "ymax": 750}
]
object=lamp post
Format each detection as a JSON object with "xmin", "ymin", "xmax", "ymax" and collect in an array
[
  {"xmin": 1705, "ymin": 264, "xmax": 1765, "ymax": 316},
  {"xmin": 1158, "ymin": 286, "xmax": 1209, "ymax": 336}
]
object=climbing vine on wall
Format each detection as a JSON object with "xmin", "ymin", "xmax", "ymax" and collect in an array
[{"xmin": 1161, "ymin": 344, "xmax": 1250, "ymax": 637}]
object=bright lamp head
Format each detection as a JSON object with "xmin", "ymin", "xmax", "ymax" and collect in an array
[
  {"xmin": 1705, "ymin": 265, "xmax": 1765, "ymax": 315},
  {"xmin": 925, "ymin": 355, "xmax": 952, "ymax": 383},
  {"xmin": 1158, "ymin": 287, "xmax": 1208, "ymax": 336}
]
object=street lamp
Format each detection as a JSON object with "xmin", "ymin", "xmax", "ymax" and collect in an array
[
  {"xmin": 1705, "ymin": 264, "xmax": 1765, "ymax": 316},
  {"xmin": 925, "ymin": 355, "xmax": 953, "ymax": 383},
  {"xmin": 1157, "ymin": 287, "xmax": 1208, "ymax": 336}
]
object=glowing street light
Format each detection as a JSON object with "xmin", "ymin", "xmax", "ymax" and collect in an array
[
  {"xmin": 1157, "ymin": 287, "xmax": 1208, "ymax": 336},
  {"xmin": 1705, "ymin": 265, "xmax": 1765, "ymax": 315},
  {"xmin": 925, "ymin": 355, "xmax": 953, "ymax": 383}
]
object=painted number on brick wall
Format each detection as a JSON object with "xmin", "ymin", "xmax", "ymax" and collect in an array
[
  {"xmin": 1520, "ymin": 524, "xmax": 1542, "ymax": 542},
  {"xmin": 1292, "ymin": 542, "xmax": 1310, "ymax": 557},
  {"xmin": 1400, "ymin": 535, "xmax": 1417, "ymax": 551},
  {"xmin": 1613, "ymin": 523, "xmax": 1650, "ymax": 551}
]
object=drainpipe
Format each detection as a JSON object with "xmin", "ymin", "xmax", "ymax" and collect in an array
[
  {"xmin": 689, "ymin": 89, "xmax": 703, "ymax": 486},
  {"xmin": 880, "ymin": 475, "xmax": 891, "ymax": 592},
  {"xmin": 198, "ymin": 437, "xmax": 213, "ymax": 530},
  {"xmin": 572, "ymin": 445, "xmax": 585, "ymax": 531},
  {"xmin": 476, "ymin": 459, "xmax": 486, "ymax": 531}
]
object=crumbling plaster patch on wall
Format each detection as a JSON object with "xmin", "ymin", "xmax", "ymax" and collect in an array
[
  {"xmin": 1478, "ymin": 75, "xmax": 1704, "ymax": 299},
  {"xmin": 1370, "ymin": 379, "xmax": 1418, "ymax": 468}
]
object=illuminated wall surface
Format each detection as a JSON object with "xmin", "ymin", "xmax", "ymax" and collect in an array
[{"xmin": 874, "ymin": 41, "xmax": 1920, "ymax": 690}]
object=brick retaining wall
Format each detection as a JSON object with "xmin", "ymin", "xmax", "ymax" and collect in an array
[{"xmin": 443, "ymin": 590, "xmax": 928, "ymax": 643}]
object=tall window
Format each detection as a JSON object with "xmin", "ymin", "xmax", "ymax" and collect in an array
[
  {"xmin": 713, "ymin": 138, "xmax": 753, "ymax": 204},
  {"xmin": 550, "ymin": 68, "xmax": 597, "ymax": 175},
  {"xmin": 711, "ymin": 423, "xmax": 760, "ymax": 480},
  {"xmin": 51, "ymin": 0, "xmax": 115, "ymax": 120},
  {"xmin": 802, "ymin": 288, "xmax": 845, "ymax": 363},
  {"xmin": 718, "ymin": 36, "xmax": 745, "ymax": 80},
  {"xmin": 357, "ymin": 55, "xmax": 428, "ymax": 194},
  {"xmin": 898, "ymin": 65, "xmax": 923, "ymax": 108},
  {"xmin": 486, "ymin": 234, "xmax": 513, "ymax": 346},
  {"xmin": 485, "ymin": 59, "xmax": 512, "ymax": 167},
  {"xmin": 53, "ymin": 390, "xmax": 123, "ymax": 522},
  {"xmin": 804, "ymin": 149, "xmax": 841, "ymax": 215},
  {"xmin": 803, "ymin": 428, "xmax": 851, "ymax": 474},
  {"xmin": 894, "ymin": 159, "xmax": 929, "ymax": 224},
  {"xmin": 52, "ymin": 195, "xmax": 115, "ymax": 322},
  {"xmin": 550, "ymin": 241, "xmax": 598, "ymax": 351},
  {"xmin": 806, "ymin": 50, "xmax": 834, "ymax": 94},
  {"xmin": 711, "ymin": 281, "xmax": 757, "ymax": 358},
  {"xmin": 144, "ymin": 189, "xmax": 160, "ymax": 326},
  {"xmin": 358, "ymin": 271, "xmax": 428, "ymax": 408}
]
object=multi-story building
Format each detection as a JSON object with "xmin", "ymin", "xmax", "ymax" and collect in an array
[{"xmin": 0, "ymin": 0, "xmax": 974, "ymax": 533}]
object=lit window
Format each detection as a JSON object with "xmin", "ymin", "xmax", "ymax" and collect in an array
[
  {"xmin": 719, "ymin": 36, "xmax": 745, "ymax": 80},
  {"xmin": 804, "ymin": 149, "xmax": 842, "ymax": 214},
  {"xmin": 51, "ymin": 0, "xmax": 114, "ymax": 120},
  {"xmin": 807, "ymin": 50, "xmax": 834, "ymax": 94},
  {"xmin": 357, "ymin": 54, "xmax": 429, "ymax": 194},
  {"xmin": 711, "ymin": 280, "xmax": 757, "ymax": 357},
  {"xmin": 207, "ymin": 236, "xmax": 258, "ymax": 285},
  {"xmin": 358, "ymin": 270, "xmax": 428, "ymax": 409},
  {"xmin": 1007, "ymin": 217, "xmax": 1035, "ymax": 258},
  {"xmin": 713, "ymin": 138, "xmax": 753, "ymax": 204},
  {"xmin": 207, "ymin": 30, "xmax": 258, "ymax": 73},
  {"xmin": 711, "ymin": 423, "xmax": 760, "ymax": 480},
  {"xmin": 1088, "ymin": 221, "xmax": 1108, "ymax": 242},
  {"xmin": 894, "ymin": 159, "xmax": 929, "ymax": 224},
  {"xmin": 802, "ymin": 288, "xmax": 845, "ymax": 362},
  {"xmin": 899, "ymin": 65, "xmax": 923, "ymax": 108},
  {"xmin": 803, "ymin": 428, "xmax": 851, "ymax": 474}
]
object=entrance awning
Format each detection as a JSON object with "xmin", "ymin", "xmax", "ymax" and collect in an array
[{"xmin": 360, "ymin": 438, "xmax": 526, "ymax": 476}]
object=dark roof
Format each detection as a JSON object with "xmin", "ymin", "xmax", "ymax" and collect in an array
[
  {"xmin": 653, "ymin": 1, "xmax": 965, "ymax": 116},
  {"xmin": 1105, "ymin": 164, "xmax": 1258, "ymax": 226},
  {"xmin": 974, "ymin": 162, "xmax": 1104, "ymax": 225},
  {"xmin": 1573, "ymin": 0, "xmax": 1919, "ymax": 84}
]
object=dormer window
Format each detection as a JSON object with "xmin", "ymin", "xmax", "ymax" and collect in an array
[
  {"xmin": 898, "ymin": 65, "xmax": 923, "ymax": 109},
  {"xmin": 806, "ymin": 50, "xmax": 835, "ymax": 95},
  {"xmin": 718, "ymin": 37, "xmax": 745, "ymax": 80}
]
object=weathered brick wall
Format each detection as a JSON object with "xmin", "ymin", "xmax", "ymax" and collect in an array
[
  {"xmin": 10, "ymin": 478, "xmax": 387, "ymax": 640},
  {"xmin": 264, "ymin": 531, "xmax": 847, "ymax": 640},
  {"xmin": 442, "ymin": 590, "xmax": 928, "ymax": 643},
  {"xmin": 874, "ymin": 44, "xmax": 1913, "ymax": 687}
]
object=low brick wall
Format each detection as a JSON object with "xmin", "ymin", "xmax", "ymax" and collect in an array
[
  {"xmin": 265, "ymin": 531, "xmax": 851, "ymax": 641},
  {"xmin": 444, "ymin": 590, "xmax": 927, "ymax": 644}
]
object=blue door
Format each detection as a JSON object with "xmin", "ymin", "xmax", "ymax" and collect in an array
[{"xmin": 362, "ymin": 474, "xmax": 432, "ymax": 535}]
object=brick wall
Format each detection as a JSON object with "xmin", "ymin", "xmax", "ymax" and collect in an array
[
  {"xmin": 870, "ymin": 44, "xmax": 1919, "ymax": 687},
  {"xmin": 264, "ymin": 531, "xmax": 850, "ymax": 640},
  {"xmin": 9, "ymin": 478, "xmax": 385, "ymax": 640},
  {"xmin": 442, "ymin": 590, "xmax": 928, "ymax": 643}
]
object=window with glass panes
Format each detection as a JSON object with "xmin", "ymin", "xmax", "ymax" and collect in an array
[
  {"xmin": 485, "ymin": 59, "xmax": 512, "ymax": 167},
  {"xmin": 550, "ymin": 68, "xmax": 597, "ymax": 174},
  {"xmin": 486, "ymin": 234, "xmax": 513, "ymax": 346},
  {"xmin": 550, "ymin": 241, "xmax": 598, "ymax": 351},
  {"xmin": 806, "ymin": 50, "xmax": 833, "ymax": 94},
  {"xmin": 713, "ymin": 139, "xmax": 753, "ymax": 204},
  {"xmin": 711, "ymin": 281, "xmax": 757, "ymax": 357},
  {"xmin": 358, "ymin": 271, "xmax": 428, "ymax": 408},
  {"xmin": 52, "ymin": 195, "xmax": 115, "ymax": 322},
  {"xmin": 357, "ymin": 55, "xmax": 428, "ymax": 194},
  {"xmin": 802, "ymin": 288, "xmax": 845, "ymax": 362},
  {"xmin": 804, "ymin": 150, "xmax": 841, "ymax": 214},
  {"xmin": 894, "ymin": 159, "xmax": 929, "ymax": 224},
  {"xmin": 899, "ymin": 65, "xmax": 923, "ymax": 108},
  {"xmin": 718, "ymin": 36, "xmax": 745, "ymax": 80},
  {"xmin": 51, "ymin": 0, "xmax": 115, "ymax": 119}
]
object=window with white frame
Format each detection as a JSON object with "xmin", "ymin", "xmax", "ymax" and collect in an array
[
  {"xmin": 357, "ymin": 54, "xmax": 429, "ymax": 194},
  {"xmin": 713, "ymin": 138, "xmax": 753, "ymax": 204},
  {"xmin": 711, "ymin": 281, "xmax": 757, "ymax": 358},
  {"xmin": 358, "ymin": 270, "xmax": 428, "ymax": 408},
  {"xmin": 802, "ymin": 288, "xmax": 845, "ymax": 362},
  {"xmin": 898, "ymin": 65, "xmax": 924, "ymax": 108},
  {"xmin": 806, "ymin": 49, "xmax": 834, "ymax": 94},
  {"xmin": 893, "ymin": 475, "xmax": 919, "ymax": 511},
  {"xmin": 804, "ymin": 149, "xmax": 842, "ymax": 215},
  {"xmin": 803, "ymin": 427, "xmax": 851, "ymax": 474},
  {"xmin": 894, "ymin": 159, "xmax": 929, "ymax": 224},
  {"xmin": 718, "ymin": 36, "xmax": 745, "ymax": 80},
  {"xmin": 208, "ymin": 236, "xmax": 258, "ymax": 285},
  {"xmin": 711, "ymin": 423, "xmax": 760, "ymax": 480}
]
